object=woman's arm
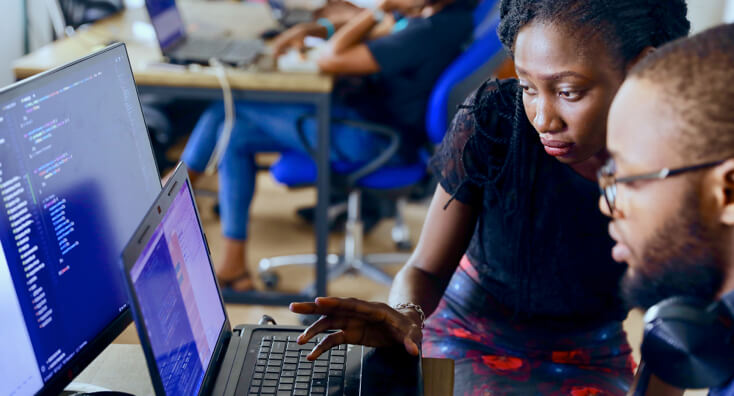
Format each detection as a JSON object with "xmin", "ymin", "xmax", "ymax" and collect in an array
[
  {"xmin": 290, "ymin": 184, "xmax": 479, "ymax": 358},
  {"xmin": 388, "ymin": 185, "xmax": 479, "ymax": 315}
]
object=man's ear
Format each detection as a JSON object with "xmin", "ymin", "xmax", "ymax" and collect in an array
[
  {"xmin": 714, "ymin": 159, "xmax": 734, "ymax": 226},
  {"xmin": 625, "ymin": 46, "xmax": 656, "ymax": 74}
]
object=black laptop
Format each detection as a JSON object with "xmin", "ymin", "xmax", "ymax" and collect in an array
[
  {"xmin": 120, "ymin": 163, "xmax": 422, "ymax": 395},
  {"xmin": 145, "ymin": 0, "xmax": 264, "ymax": 66}
]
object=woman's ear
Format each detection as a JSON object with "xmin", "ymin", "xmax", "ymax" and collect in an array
[
  {"xmin": 625, "ymin": 46, "xmax": 656, "ymax": 74},
  {"xmin": 714, "ymin": 159, "xmax": 734, "ymax": 226}
]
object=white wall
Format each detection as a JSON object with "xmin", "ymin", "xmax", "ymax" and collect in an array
[
  {"xmin": 0, "ymin": 0, "xmax": 24, "ymax": 86},
  {"xmin": 687, "ymin": 0, "xmax": 734, "ymax": 33}
]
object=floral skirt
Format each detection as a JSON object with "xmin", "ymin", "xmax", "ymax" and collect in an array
[{"xmin": 422, "ymin": 257, "xmax": 635, "ymax": 396}]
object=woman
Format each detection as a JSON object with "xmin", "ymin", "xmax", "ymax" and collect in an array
[
  {"xmin": 290, "ymin": 0, "xmax": 690, "ymax": 394},
  {"xmin": 179, "ymin": 0, "xmax": 474, "ymax": 291}
]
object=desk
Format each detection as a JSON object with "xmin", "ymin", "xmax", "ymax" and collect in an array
[
  {"xmin": 74, "ymin": 344, "xmax": 455, "ymax": 395},
  {"xmin": 13, "ymin": 1, "xmax": 333, "ymax": 305}
]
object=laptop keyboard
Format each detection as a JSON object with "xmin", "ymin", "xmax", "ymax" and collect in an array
[{"xmin": 248, "ymin": 335, "xmax": 347, "ymax": 396}]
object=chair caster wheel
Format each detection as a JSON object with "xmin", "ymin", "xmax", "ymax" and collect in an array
[
  {"xmin": 261, "ymin": 271, "xmax": 279, "ymax": 290},
  {"xmin": 395, "ymin": 240, "xmax": 412, "ymax": 251}
]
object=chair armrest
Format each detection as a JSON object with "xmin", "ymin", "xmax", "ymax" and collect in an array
[{"xmin": 295, "ymin": 115, "xmax": 401, "ymax": 186}]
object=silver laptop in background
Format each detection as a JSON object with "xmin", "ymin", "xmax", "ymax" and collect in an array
[{"xmin": 145, "ymin": 0, "xmax": 265, "ymax": 66}]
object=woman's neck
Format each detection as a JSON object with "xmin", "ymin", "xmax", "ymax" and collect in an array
[{"xmin": 569, "ymin": 150, "xmax": 609, "ymax": 181}]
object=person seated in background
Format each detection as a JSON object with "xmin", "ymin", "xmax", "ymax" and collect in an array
[
  {"xmin": 289, "ymin": 0, "xmax": 690, "ymax": 394},
  {"xmin": 179, "ymin": 0, "xmax": 475, "ymax": 291},
  {"xmin": 600, "ymin": 23, "xmax": 734, "ymax": 396}
]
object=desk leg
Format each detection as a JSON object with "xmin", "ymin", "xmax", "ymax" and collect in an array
[{"xmin": 314, "ymin": 93, "xmax": 330, "ymax": 298}]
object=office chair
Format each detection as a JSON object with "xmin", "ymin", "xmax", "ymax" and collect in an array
[{"xmin": 258, "ymin": 0, "xmax": 506, "ymax": 290}]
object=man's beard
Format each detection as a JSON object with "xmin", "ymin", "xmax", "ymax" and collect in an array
[{"xmin": 621, "ymin": 191, "xmax": 724, "ymax": 310}]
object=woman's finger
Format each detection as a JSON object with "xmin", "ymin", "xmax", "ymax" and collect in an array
[{"xmin": 307, "ymin": 331, "xmax": 348, "ymax": 360}]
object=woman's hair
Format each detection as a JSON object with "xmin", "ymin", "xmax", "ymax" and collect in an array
[{"xmin": 497, "ymin": 0, "xmax": 690, "ymax": 67}]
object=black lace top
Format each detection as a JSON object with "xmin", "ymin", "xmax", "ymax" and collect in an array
[{"xmin": 430, "ymin": 78, "xmax": 627, "ymax": 324}]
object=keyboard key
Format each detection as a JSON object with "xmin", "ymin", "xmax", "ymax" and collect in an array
[
  {"xmin": 248, "ymin": 386, "xmax": 259, "ymax": 393},
  {"xmin": 297, "ymin": 369, "xmax": 311, "ymax": 376},
  {"xmin": 299, "ymin": 361, "xmax": 312, "ymax": 368},
  {"xmin": 281, "ymin": 376, "xmax": 295, "ymax": 384},
  {"xmin": 272, "ymin": 341, "xmax": 286, "ymax": 354},
  {"xmin": 278, "ymin": 383, "xmax": 293, "ymax": 391},
  {"xmin": 295, "ymin": 382, "xmax": 309, "ymax": 389},
  {"xmin": 329, "ymin": 363, "xmax": 344, "ymax": 371},
  {"xmin": 263, "ymin": 379, "xmax": 277, "ymax": 387},
  {"xmin": 255, "ymin": 366, "xmax": 265, "ymax": 373},
  {"xmin": 253, "ymin": 372, "xmax": 264, "ymax": 379},
  {"xmin": 261, "ymin": 386, "xmax": 276, "ymax": 394},
  {"xmin": 263, "ymin": 335, "xmax": 273, "ymax": 341},
  {"xmin": 329, "ymin": 369, "xmax": 343, "ymax": 377},
  {"xmin": 261, "ymin": 340, "xmax": 272, "ymax": 346},
  {"xmin": 260, "ymin": 347, "xmax": 270, "ymax": 353},
  {"xmin": 312, "ymin": 378, "xmax": 327, "ymax": 387},
  {"xmin": 284, "ymin": 357, "xmax": 298, "ymax": 364},
  {"xmin": 257, "ymin": 359, "xmax": 267, "ymax": 366},
  {"xmin": 282, "ymin": 370, "xmax": 296, "ymax": 377},
  {"xmin": 277, "ymin": 392, "xmax": 291, "ymax": 396},
  {"xmin": 251, "ymin": 379, "xmax": 262, "ymax": 386},
  {"xmin": 294, "ymin": 390, "xmax": 309, "ymax": 396},
  {"xmin": 311, "ymin": 386, "xmax": 326, "ymax": 394},
  {"xmin": 266, "ymin": 366, "xmax": 280, "ymax": 373},
  {"xmin": 296, "ymin": 375, "xmax": 310, "ymax": 383},
  {"xmin": 314, "ymin": 360, "xmax": 328, "ymax": 367},
  {"xmin": 331, "ymin": 350, "xmax": 345, "ymax": 357},
  {"xmin": 283, "ymin": 363, "xmax": 297, "ymax": 371},
  {"xmin": 267, "ymin": 359, "xmax": 282, "ymax": 367},
  {"xmin": 313, "ymin": 373, "xmax": 326, "ymax": 380},
  {"xmin": 269, "ymin": 353, "xmax": 283, "ymax": 360},
  {"xmin": 264, "ymin": 373, "xmax": 279, "ymax": 380},
  {"xmin": 314, "ymin": 367, "xmax": 327, "ymax": 374},
  {"xmin": 273, "ymin": 335, "xmax": 287, "ymax": 341},
  {"xmin": 331, "ymin": 356, "xmax": 345, "ymax": 364},
  {"xmin": 285, "ymin": 350, "xmax": 299, "ymax": 358}
]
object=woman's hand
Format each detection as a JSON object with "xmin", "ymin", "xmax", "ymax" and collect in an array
[{"xmin": 289, "ymin": 297, "xmax": 423, "ymax": 360}]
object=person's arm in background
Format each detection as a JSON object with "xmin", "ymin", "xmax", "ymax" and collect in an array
[{"xmin": 290, "ymin": 185, "xmax": 479, "ymax": 359}]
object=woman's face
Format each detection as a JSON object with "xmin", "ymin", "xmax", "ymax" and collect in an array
[{"xmin": 514, "ymin": 21, "xmax": 626, "ymax": 164}]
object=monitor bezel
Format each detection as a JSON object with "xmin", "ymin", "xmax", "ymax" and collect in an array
[
  {"xmin": 0, "ymin": 42, "xmax": 162, "ymax": 396},
  {"xmin": 121, "ymin": 163, "xmax": 232, "ymax": 396}
]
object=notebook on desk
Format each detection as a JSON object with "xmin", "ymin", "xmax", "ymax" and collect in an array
[
  {"xmin": 120, "ymin": 163, "xmax": 422, "ymax": 396},
  {"xmin": 145, "ymin": 0, "xmax": 265, "ymax": 66}
]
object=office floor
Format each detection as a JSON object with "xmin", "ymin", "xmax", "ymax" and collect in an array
[{"xmin": 112, "ymin": 154, "xmax": 706, "ymax": 395}]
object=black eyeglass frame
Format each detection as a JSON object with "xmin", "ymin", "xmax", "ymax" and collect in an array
[{"xmin": 597, "ymin": 158, "xmax": 727, "ymax": 214}]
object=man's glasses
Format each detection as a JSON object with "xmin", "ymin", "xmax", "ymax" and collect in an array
[{"xmin": 597, "ymin": 158, "xmax": 727, "ymax": 214}]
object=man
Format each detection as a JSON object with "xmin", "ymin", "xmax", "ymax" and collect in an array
[
  {"xmin": 600, "ymin": 23, "xmax": 734, "ymax": 395},
  {"xmin": 179, "ymin": 0, "xmax": 475, "ymax": 291}
]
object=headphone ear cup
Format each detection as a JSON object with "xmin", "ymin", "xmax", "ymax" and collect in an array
[{"xmin": 641, "ymin": 297, "xmax": 734, "ymax": 389}]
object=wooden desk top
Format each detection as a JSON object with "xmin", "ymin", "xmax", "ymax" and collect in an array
[
  {"xmin": 74, "ymin": 343, "xmax": 454, "ymax": 395},
  {"xmin": 13, "ymin": 2, "xmax": 332, "ymax": 93}
]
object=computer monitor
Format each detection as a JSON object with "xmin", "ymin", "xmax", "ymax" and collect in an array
[{"xmin": 0, "ymin": 43, "xmax": 161, "ymax": 396}]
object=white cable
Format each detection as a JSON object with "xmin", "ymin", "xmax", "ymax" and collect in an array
[{"xmin": 205, "ymin": 58, "xmax": 235, "ymax": 175}]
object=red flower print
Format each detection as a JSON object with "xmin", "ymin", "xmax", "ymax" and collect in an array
[
  {"xmin": 448, "ymin": 327, "xmax": 483, "ymax": 343},
  {"xmin": 569, "ymin": 386, "xmax": 606, "ymax": 396},
  {"xmin": 481, "ymin": 355, "xmax": 524, "ymax": 371},
  {"xmin": 551, "ymin": 349, "xmax": 591, "ymax": 365}
]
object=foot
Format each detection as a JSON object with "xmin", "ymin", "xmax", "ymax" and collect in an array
[
  {"xmin": 216, "ymin": 237, "xmax": 254, "ymax": 292},
  {"xmin": 217, "ymin": 270, "xmax": 255, "ymax": 292}
]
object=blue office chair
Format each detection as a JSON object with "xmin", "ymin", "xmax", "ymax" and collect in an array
[{"xmin": 259, "ymin": 0, "xmax": 506, "ymax": 289}]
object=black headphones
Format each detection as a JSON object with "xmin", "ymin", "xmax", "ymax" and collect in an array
[{"xmin": 639, "ymin": 291, "xmax": 734, "ymax": 390}]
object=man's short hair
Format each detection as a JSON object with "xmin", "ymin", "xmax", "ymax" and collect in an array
[{"xmin": 628, "ymin": 23, "xmax": 734, "ymax": 162}]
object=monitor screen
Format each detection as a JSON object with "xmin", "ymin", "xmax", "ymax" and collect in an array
[
  {"xmin": 130, "ymin": 180, "xmax": 225, "ymax": 395},
  {"xmin": 0, "ymin": 44, "xmax": 161, "ymax": 395},
  {"xmin": 145, "ymin": 0, "xmax": 187, "ymax": 50}
]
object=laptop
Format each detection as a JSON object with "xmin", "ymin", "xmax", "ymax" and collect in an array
[
  {"xmin": 145, "ymin": 0, "xmax": 265, "ymax": 66},
  {"xmin": 268, "ymin": 0, "xmax": 313, "ymax": 28},
  {"xmin": 120, "ymin": 163, "xmax": 422, "ymax": 395}
]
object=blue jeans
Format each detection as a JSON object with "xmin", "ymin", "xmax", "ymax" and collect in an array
[{"xmin": 182, "ymin": 101, "xmax": 389, "ymax": 240}]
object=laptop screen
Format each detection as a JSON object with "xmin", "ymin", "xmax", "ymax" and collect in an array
[
  {"xmin": 130, "ymin": 180, "xmax": 225, "ymax": 395},
  {"xmin": 145, "ymin": 0, "xmax": 187, "ymax": 50}
]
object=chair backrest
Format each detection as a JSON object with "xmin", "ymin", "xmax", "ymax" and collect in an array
[{"xmin": 425, "ymin": 0, "xmax": 505, "ymax": 145}]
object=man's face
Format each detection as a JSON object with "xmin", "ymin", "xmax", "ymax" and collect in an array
[{"xmin": 603, "ymin": 78, "xmax": 724, "ymax": 309}]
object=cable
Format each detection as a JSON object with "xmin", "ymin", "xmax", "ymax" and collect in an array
[{"xmin": 205, "ymin": 58, "xmax": 236, "ymax": 175}]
